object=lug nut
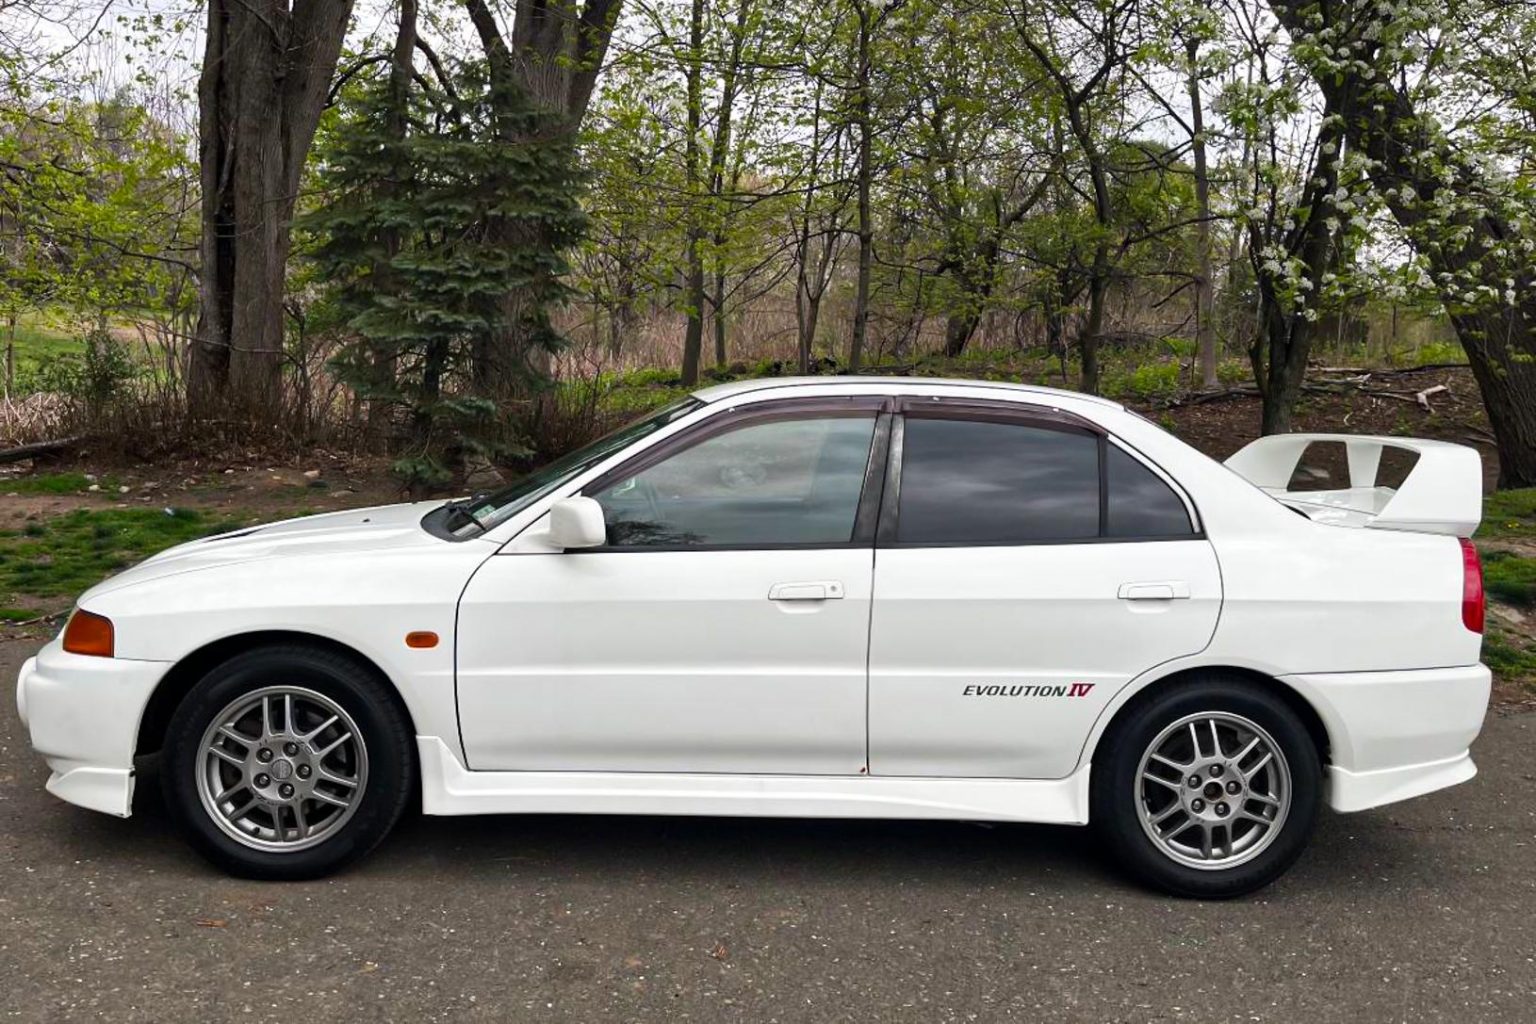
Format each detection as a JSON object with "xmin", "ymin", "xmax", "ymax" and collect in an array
[
  {"xmin": 296, "ymin": 765, "xmax": 312, "ymax": 779},
  {"xmin": 1226, "ymin": 780, "xmax": 1242, "ymax": 795},
  {"xmin": 254, "ymin": 773, "xmax": 271, "ymax": 787},
  {"xmin": 283, "ymin": 742, "xmax": 299, "ymax": 756},
  {"xmin": 279, "ymin": 783, "xmax": 295, "ymax": 799},
  {"xmin": 257, "ymin": 748, "xmax": 274, "ymax": 763},
  {"xmin": 1209, "ymin": 764, "xmax": 1224, "ymax": 778},
  {"xmin": 1215, "ymin": 802, "xmax": 1230, "ymax": 817},
  {"xmin": 1191, "ymin": 798, "xmax": 1206, "ymax": 813},
  {"xmin": 1188, "ymin": 775, "xmax": 1202, "ymax": 788}
]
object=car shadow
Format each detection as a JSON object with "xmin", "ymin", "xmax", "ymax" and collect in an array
[{"xmin": 103, "ymin": 756, "xmax": 1456, "ymax": 899}]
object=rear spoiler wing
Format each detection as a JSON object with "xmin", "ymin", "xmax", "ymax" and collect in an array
[{"xmin": 1224, "ymin": 434, "xmax": 1482, "ymax": 537}]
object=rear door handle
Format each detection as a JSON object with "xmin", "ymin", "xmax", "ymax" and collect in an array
[
  {"xmin": 1118, "ymin": 581, "xmax": 1190, "ymax": 601},
  {"xmin": 769, "ymin": 581, "xmax": 845, "ymax": 601}
]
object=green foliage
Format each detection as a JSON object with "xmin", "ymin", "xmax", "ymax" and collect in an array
[
  {"xmin": 0, "ymin": 88, "xmax": 196, "ymax": 337},
  {"xmin": 1102, "ymin": 360, "xmax": 1185, "ymax": 400},
  {"xmin": 305, "ymin": 60, "xmax": 586, "ymax": 490},
  {"xmin": 17, "ymin": 325, "xmax": 140, "ymax": 404},
  {"xmin": 0, "ymin": 508, "xmax": 243, "ymax": 604}
]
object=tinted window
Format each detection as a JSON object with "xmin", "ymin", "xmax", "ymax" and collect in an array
[
  {"xmin": 592, "ymin": 414, "xmax": 876, "ymax": 547},
  {"xmin": 1106, "ymin": 444, "xmax": 1194, "ymax": 537},
  {"xmin": 1286, "ymin": 440, "xmax": 1349, "ymax": 492},
  {"xmin": 897, "ymin": 417, "xmax": 1100, "ymax": 543}
]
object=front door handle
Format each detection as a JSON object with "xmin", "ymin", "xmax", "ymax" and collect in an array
[
  {"xmin": 1118, "ymin": 581, "xmax": 1191, "ymax": 601},
  {"xmin": 769, "ymin": 581, "xmax": 845, "ymax": 601}
]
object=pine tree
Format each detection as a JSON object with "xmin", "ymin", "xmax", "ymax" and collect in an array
[{"xmin": 305, "ymin": 62, "xmax": 586, "ymax": 489}]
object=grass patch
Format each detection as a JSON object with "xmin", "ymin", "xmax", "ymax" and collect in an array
[
  {"xmin": 0, "ymin": 507, "xmax": 246, "ymax": 603},
  {"xmin": 3, "ymin": 313, "xmax": 78, "ymax": 371},
  {"xmin": 1483, "ymin": 549, "xmax": 1536, "ymax": 608},
  {"xmin": 1485, "ymin": 626, "xmax": 1536, "ymax": 687},
  {"xmin": 1478, "ymin": 488, "xmax": 1536, "ymax": 541},
  {"xmin": 0, "ymin": 606, "xmax": 38, "ymax": 622},
  {"xmin": 0, "ymin": 472, "xmax": 119, "ymax": 495}
]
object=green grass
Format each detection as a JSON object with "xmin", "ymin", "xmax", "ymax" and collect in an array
[
  {"xmin": 0, "ymin": 507, "xmax": 246, "ymax": 603},
  {"xmin": 0, "ymin": 471, "xmax": 120, "ymax": 495},
  {"xmin": 1485, "ymin": 626, "xmax": 1536, "ymax": 684},
  {"xmin": 3, "ymin": 313, "xmax": 80, "ymax": 378},
  {"xmin": 1483, "ymin": 549, "xmax": 1536, "ymax": 608},
  {"xmin": 1479, "ymin": 488, "xmax": 1536, "ymax": 541}
]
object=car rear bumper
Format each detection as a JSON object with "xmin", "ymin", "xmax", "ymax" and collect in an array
[
  {"xmin": 15, "ymin": 643, "xmax": 171, "ymax": 817},
  {"xmin": 1282, "ymin": 664, "xmax": 1491, "ymax": 813}
]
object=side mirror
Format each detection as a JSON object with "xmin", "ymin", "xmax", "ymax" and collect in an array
[{"xmin": 548, "ymin": 497, "xmax": 607, "ymax": 550}]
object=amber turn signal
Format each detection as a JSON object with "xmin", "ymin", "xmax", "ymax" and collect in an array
[
  {"xmin": 62, "ymin": 609, "xmax": 114, "ymax": 658},
  {"xmin": 405, "ymin": 631, "xmax": 439, "ymax": 649}
]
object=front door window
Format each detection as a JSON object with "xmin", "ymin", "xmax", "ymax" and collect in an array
[{"xmin": 591, "ymin": 414, "xmax": 878, "ymax": 547}]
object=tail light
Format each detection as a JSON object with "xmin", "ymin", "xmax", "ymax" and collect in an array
[
  {"xmin": 62, "ymin": 609, "xmax": 115, "ymax": 657},
  {"xmin": 1459, "ymin": 538, "xmax": 1484, "ymax": 634}
]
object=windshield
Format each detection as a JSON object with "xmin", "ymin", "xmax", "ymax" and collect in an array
[{"xmin": 449, "ymin": 397, "xmax": 703, "ymax": 534}]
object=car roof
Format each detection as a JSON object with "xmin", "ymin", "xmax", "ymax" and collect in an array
[{"xmin": 691, "ymin": 375, "xmax": 1124, "ymax": 409}]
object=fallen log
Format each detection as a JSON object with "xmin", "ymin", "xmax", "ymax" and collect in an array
[{"xmin": 0, "ymin": 436, "xmax": 82, "ymax": 465}]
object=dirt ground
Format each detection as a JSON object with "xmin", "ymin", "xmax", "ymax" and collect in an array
[{"xmin": 1155, "ymin": 365, "xmax": 1496, "ymax": 475}]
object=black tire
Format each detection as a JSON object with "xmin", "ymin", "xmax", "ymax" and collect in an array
[
  {"xmin": 161, "ymin": 644, "xmax": 413, "ymax": 880},
  {"xmin": 1090, "ymin": 676, "xmax": 1322, "ymax": 899}
]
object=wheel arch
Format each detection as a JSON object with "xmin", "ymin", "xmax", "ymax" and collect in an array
[
  {"xmin": 1085, "ymin": 665, "xmax": 1331, "ymax": 772},
  {"xmin": 135, "ymin": 630, "xmax": 420, "ymax": 757}
]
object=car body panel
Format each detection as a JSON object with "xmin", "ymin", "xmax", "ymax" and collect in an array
[
  {"xmin": 868, "ymin": 539, "xmax": 1221, "ymax": 778},
  {"xmin": 456, "ymin": 548, "xmax": 874, "ymax": 773}
]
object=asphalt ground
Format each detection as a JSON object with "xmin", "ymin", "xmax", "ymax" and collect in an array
[{"xmin": 2, "ymin": 638, "xmax": 1533, "ymax": 1023}]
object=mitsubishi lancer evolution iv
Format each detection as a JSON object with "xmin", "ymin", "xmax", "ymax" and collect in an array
[{"xmin": 17, "ymin": 378, "xmax": 1490, "ymax": 897}]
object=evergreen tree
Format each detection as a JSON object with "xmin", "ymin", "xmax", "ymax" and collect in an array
[{"xmin": 305, "ymin": 61, "xmax": 586, "ymax": 489}]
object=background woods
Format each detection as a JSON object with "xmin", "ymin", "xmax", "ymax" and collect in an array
[{"xmin": 2, "ymin": 0, "xmax": 1535, "ymax": 488}]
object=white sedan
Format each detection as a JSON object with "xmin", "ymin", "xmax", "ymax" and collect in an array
[{"xmin": 15, "ymin": 378, "xmax": 1491, "ymax": 896}]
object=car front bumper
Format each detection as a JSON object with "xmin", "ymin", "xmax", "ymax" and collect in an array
[
  {"xmin": 1282, "ymin": 664, "xmax": 1492, "ymax": 813},
  {"xmin": 15, "ymin": 642, "xmax": 171, "ymax": 817}
]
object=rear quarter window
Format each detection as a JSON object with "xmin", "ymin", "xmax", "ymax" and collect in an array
[{"xmin": 1106, "ymin": 444, "xmax": 1195, "ymax": 537}]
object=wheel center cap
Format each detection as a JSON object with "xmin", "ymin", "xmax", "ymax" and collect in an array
[{"xmin": 270, "ymin": 759, "xmax": 294, "ymax": 781}]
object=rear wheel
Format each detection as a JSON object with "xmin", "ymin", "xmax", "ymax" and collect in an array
[
  {"xmin": 1091, "ymin": 678, "xmax": 1321, "ymax": 898},
  {"xmin": 162, "ymin": 645, "xmax": 412, "ymax": 879}
]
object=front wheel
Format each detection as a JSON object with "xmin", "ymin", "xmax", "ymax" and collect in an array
[
  {"xmin": 161, "ymin": 645, "xmax": 413, "ymax": 879},
  {"xmin": 1091, "ymin": 678, "xmax": 1322, "ymax": 898}
]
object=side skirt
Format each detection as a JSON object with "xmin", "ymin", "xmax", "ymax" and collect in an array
[{"xmin": 417, "ymin": 738, "xmax": 1091, "ymax": 825}]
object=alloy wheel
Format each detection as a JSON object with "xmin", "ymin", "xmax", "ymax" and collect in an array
[
  {"xmin": 195, "ymin": 686, "xmax": 368, "ymax": 853},
  {"xmin": 1134, "ymin": 711, "xmax": 1291, "ymax": 871}
]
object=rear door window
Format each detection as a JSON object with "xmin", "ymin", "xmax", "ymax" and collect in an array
[{"xmin": 896, "ymin": 417, "xmax": 1100, "ymax": 544}]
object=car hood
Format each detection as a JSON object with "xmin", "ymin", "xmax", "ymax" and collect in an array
[{"xmin": 82, "ymin": 501, "xmax": 453, "ymax": 599}]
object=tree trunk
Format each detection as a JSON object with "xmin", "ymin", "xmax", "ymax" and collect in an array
[
  {"xmin": 1450, "ymin": 305, "xmax": 1536, "ymax": 486},
  {"xmin": 193, "ymin": 0, "xmax": 354, "ymax": 416},
  {"xmin": 1254, "ymin": 296, "xmax": 1311, "ymax": 435},
  {"xmin": 1079, "ymin": 254, "xmax": 1108, "ymax": 396},
  {"xmin": 848, "ymin": 1, "xmax": 875, "ymax": 373},
  {"xmin": 943, "ymin": 311, "xmax": 981, "ymax": 358},
  {"xmin": 712, "ymin": 269, "xmax": 728, "ymax": 368},
  {"xmin": 1186, "ymin": 37, "xmax": 1218, "ymax": 389},
  {"xmin": 462, "ymin": 0, "xmax": 623, "ymax": 393},
  {"xmin": 369, "ymin": 0, "xmax": 417, "ymax": 435},
  {"xmin": 679, "ymin": 0, "xmax": 706, "ymax": 385}
]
